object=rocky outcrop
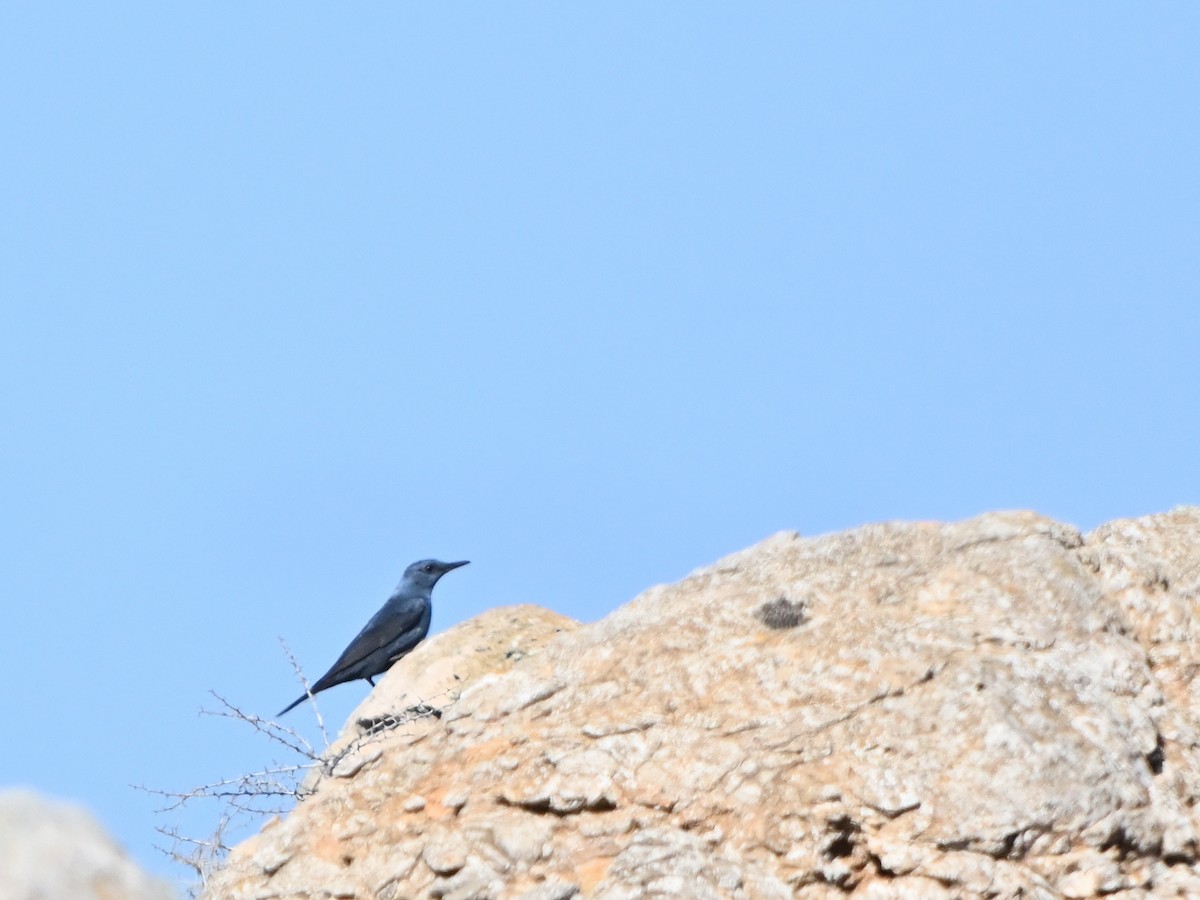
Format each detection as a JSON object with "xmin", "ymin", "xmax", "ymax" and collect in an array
[
  {"xmin": 0, "ymin": 789, "xmax": 175, "ymax": 900},
  {"xmin": 311, "ymin": 605, "xmax": 579, "ymax": 785},
  {"xmin": 204, "ymin": 509, "xmax": 1200, "ymax": 899}
]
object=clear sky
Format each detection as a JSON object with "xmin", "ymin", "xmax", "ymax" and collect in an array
[{"xmin": 2, "ymin": 3, "xmax": 1196, "ymax": 889}]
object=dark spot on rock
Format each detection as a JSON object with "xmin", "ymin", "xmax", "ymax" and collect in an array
[
  {"xmin": 357, "ymin": 715, "xmax": 392, "ymax": 732},
  {"xmin": 823, "ymin": 814, "xmax": 860, "ymax": 860},
  {"xmin": 498, "ymin": 795, "xmax": 617, "ymax": 816},
  {"xmin": 826, "ymin": 832, "xmax": 855, "ymax": 858},
  {"xmin": 756, "ymin": 596, "xmax": 808, "ymax": 630},
  {"xmin": 1148, "ymin": 733, "xmax": 1165, "ymax": 775},
  {"xmin": 356, "ymin": 704, "xmax": 443, "ymax": 735},
  {"xmin": 408, "ymin": 702, "xmax": 443, "ymax": 719},
  {"xmin": 1100, "ymin": 825, "xmax": 1137, "ymax": 859},
  {"xmin": 996, "ymin": 831, "xmax": 1021, "ymax": 859}
]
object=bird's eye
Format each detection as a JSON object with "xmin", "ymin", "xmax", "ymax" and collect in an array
[{"xmin": 423, "ymin": 564, "xmax": 434, "ymax": 572}]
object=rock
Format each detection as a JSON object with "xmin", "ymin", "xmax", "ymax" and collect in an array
[
  {"xmin": 0, "ymin": 788, "xmax": 175, "ymax": 900},
  {"xmin": 203, "ymin": 509, "xmax": 1200, "ymax": 899},
  {"xmin": 516, "ymin": 880, "xmax": 580, "ymax": 900},
  {"xmin": 302, "ymin": 605, "xmax": 577, "ymax": 794}
]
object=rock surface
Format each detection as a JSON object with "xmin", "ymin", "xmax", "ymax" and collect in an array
[
  {"xmin": 204, "ymin": 509, "xmax": 1200, "ymax": 899},
  {"xmin": 0, "ymin": 788, "xmax": 175, "ymax": 900},
  {"xmin": 309, "ymin": 605, "xmax": 579, "ymax": 786}
]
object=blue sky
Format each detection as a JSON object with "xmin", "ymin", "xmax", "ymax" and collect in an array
[{"xmin": 1, "ymin": 3, "xmax": 1196, "ymax": 887}]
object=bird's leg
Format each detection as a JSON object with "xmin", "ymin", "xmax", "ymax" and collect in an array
[{"xmin": 367, "ymin": 676, "xmax": 376, "ymax": 686}]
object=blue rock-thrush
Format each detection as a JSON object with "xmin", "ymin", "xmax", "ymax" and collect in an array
[{"xmin": 277, "ymin": 558, "xmax": 468, "ymax": 717}]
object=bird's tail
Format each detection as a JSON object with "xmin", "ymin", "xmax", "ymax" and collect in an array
[{"xmin": 277, "ymin": 693, "xmax": 310, "ymax": 718}]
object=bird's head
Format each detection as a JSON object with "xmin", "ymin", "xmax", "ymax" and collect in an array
[{"xmin": 403, "ymin": 558, "xmax": 470, "ymax": 590}]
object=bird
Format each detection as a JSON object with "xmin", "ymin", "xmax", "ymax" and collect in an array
[{"xmin": 277, "ymin": 558, "xmax": 468, "ymax": 717}]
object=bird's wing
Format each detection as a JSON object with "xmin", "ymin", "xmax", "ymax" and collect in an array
[{"xmin": 312, "ymin": 594, "xmax": 429, "ymax": 690}]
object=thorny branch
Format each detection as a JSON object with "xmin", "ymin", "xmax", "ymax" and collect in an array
[{"xmin": 134, "ymin": 641, "xmax": 455, "ymax": 895}]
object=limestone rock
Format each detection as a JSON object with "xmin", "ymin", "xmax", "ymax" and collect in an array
[
  {"xmin": 204, "ymin": 509, "xmax": 1200, "ymax": 899},
  {"xmin": 304, "ymin": 605, "xmax": 578, "ymax": 792},
  {"xmin": 0, "ymin": 788, "xmax": 175, "ymax": 900}
]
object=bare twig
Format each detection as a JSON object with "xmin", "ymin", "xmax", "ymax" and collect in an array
[
  {"xmin": 151, "ymin": 817, "xmax": 232, "ymax": 898},
  {"xmin": 201, "ymin": 691, "xmax": 321, "ymax": 760},
  {"xmin": 137, "ymin": 645, "xmax": 457, "ymax": 894},
  {"xmin": 279, "ymin": 637, "xmax": 328, "ymax": 746}
]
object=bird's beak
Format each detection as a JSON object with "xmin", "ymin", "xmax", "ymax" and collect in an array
[{"xmin": 443, "ymin": 560, "xmax": 470, "ymax": 571}]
